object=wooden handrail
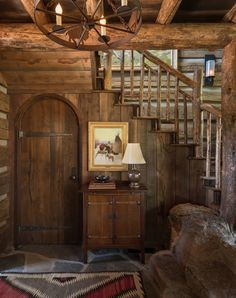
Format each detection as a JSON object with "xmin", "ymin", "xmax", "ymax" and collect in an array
[
  {"xmin": 140, "ymin": 50, "xmax": 196, "ymax": 88},
  {"xmin": 201, "ymin": 103, "xmax": 221, "ymax": 118},
  {"xmin": 179, "ymin": 89, "xmax": 192, "ymax": 100}
]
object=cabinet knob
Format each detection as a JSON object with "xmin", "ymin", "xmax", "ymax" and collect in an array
[{"xmin": 136, "ymin": 201, "xmax": 141, "ymax": 205}]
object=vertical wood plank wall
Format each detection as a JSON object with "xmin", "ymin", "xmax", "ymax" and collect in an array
[
  {"xmin": 9, "ymin": 91, "xmax": 206, "ymax": 249},
  {"xmin": 0, "ymin": 87, "xmax": 9, "ymax": 251}
]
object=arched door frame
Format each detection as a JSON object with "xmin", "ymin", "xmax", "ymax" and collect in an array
[{"xmin": 14, "ymin": 93, "xmax": 81, "ymax": 247}]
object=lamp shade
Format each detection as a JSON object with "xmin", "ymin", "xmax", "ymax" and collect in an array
[{"xmin": 122, "ymin": 143, "xmax": 146, "ymax": 164}]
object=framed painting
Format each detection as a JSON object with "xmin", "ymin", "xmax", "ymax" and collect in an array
[{"xmin": 88, "ymin": 122, "xmax": 128, "ymax": 171}]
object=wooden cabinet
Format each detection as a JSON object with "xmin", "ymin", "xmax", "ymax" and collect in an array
[{"xmin": 80, "ymin": 182, "xmax": 146, "ymax": 263}]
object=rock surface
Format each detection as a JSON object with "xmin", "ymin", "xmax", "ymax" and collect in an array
[
  {"xmin": 149, "ymin": 203, "xmax": 236, "ymax": 298},
  {"xmin": 149, "ymin": 250, "xmax": 195, "ymax": 298}
]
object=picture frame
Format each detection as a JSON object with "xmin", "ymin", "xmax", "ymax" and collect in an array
[{"xmin": 88, "ymin": 122, "xmax": 128, "ymax": 171}]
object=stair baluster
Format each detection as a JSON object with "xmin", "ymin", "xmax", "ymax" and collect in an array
[{"xmin": 200, "ymin": 104, "xmax": 222, "ymax": 207}]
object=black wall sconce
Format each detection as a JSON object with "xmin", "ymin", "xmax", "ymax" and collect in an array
[{"xmin": 204, "ymin": 54, "xmax": 216, "ymax": 87}]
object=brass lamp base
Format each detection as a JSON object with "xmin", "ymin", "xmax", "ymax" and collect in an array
[{"xmin": 128, "ymin": 166, "xmax": 141, "ymax": 188}]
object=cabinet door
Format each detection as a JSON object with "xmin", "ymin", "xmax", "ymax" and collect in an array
[
  {"xmin": 87, "ymin": 195, "xmax": 113, "ymax": 246},
  {"xmin": 114, "ymin": 193, "xmax": 143, "ymax": 246}
]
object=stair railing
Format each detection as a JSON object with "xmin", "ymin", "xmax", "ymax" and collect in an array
[
  {"xmin": 200, "ymin": 103, "xmax": 222, "ymax": 189},
  {"xmin": 114, "ymin": 50, "xmax": 202, "ymax": 148}
]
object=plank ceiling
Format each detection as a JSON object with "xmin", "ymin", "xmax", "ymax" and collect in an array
[{"xmin": 0, "ymin": 0, "xmax": 235, "ymax": 23}]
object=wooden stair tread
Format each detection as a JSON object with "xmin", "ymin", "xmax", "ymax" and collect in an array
[
  {"xmin": 188, "ymin": 157, "xmax": 206, "ymax": 160},
  {"xmin": 114, "ymin": 103, "xmax": 139, "ymax": 107},
  {"xmin": 124, "ymin": 93, "xmax": 141, "ymax": 97},
  {"xmin": 170, "ymin": 143, "xmax": 198, "ymax": 147},
  {"xmin": 160, "ymin": 119, "xmax": 175, "ymax": 124},
  {"xmin": 93, "ymin": 90, "xmax": 120, "ymax": 94},
  {"xmin": 201, "ymin": 176, "xmax": 216, "ymax": 180},
  {"xmin": 150, "ymin": 130, "xmax": 176, "ymax": 134},
  {"xmin": 133, "ymin": 116, "xmax": 160, "ymax": 120}
]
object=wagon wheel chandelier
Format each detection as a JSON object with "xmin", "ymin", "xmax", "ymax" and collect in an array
[{"xmin": 34, "ymin": 0, "xmax": 142, "ymax": 51}]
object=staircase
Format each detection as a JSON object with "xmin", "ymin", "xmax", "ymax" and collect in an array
[{"xmin": 98, "ymin": 50, "xmax": 222, "ymax": 209}]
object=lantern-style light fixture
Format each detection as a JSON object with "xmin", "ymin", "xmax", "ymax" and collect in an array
[
  {"xmin": 34, "ymin": 0, "xmax": 142, "ymax": 51},
  {"xmin": 204, "ymin": 54, "xmax": 216, "ymax": 87}
]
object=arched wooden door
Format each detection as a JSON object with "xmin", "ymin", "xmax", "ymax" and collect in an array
[{"xmin": 16, "ymin": 97, "xmax": 80, "ymax": 245}]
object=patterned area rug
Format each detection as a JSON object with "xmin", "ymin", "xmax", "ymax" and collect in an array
[{"xmin": 0, "ymin": 272, "xmax": 145, "ymax": 298}]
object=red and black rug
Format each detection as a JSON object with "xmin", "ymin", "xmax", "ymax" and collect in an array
[{"xmin": 0, "ymin": 272, "xmax": 145, "ymax": 298}]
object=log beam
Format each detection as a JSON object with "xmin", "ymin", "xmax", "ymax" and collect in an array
[
  {"xmin": 156, "ymin": 0, "xmax": 182, "ymax": 24},
  {"xmin": 221, "ymin": 40, "xmax": 236, "ymax": 228},
  {"xmin": 223, "ymin": 4, "xmax": 236, "ymax": 23},
  {"xmin": 0, "ymin": 23, "xmax": 236, "ymax": 50}
]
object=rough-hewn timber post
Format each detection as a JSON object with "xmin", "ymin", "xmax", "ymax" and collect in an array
[
  {"xmin": 192, "ymin": 69, "xmax": 202, "ymax": 157},
  {"xmin": 221, "ymin": 40, "xmax": 236, "ymax": 228},
  {"xmin": 104, "ymin": 51, "xmax": 112, "ymax": 90}
]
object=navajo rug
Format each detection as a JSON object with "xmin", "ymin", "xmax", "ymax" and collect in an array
[{"xmin": 0, "ymin": 272, "xmax": 145, "ymax": 298}]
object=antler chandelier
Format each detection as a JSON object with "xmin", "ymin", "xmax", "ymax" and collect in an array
[{"xmin": 34, "ymin": 0, "xmax": 142, "ymax": 51}]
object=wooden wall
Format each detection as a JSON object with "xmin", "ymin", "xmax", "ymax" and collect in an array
[
  {"xmin": 8, "ymin": 90, "xmax": 206, "ymax": 249},
  {"xmin": 178, "ymin": 49, "xmax": 222, "ymax": 106},
  {"xmin": 0, "ymin": 50, "xmax": 93, "ymax": 94},
  {"xmin": 0, "ymin": 78, "xmax": 10, "ymax": 252},
  {"xmin": 0, "ymin": 48, "xmax": 217, "ymax": 251}
]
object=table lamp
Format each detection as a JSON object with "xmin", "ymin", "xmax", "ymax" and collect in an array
[{"xmin": 122, "ymin": 143, "xmax": 146, "ymax": 188}]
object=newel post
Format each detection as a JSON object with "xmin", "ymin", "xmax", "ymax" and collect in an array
[
  {"xmin": 104, "ymin": 50, "xmax": 112, "ymax": 90},
  {"xmin": 221, "ymin": 40, "xmax": 236, "ymax": 229},
  {"xmin": 192, "ymin": 69, "xmax": 202, "ymax": 157}
]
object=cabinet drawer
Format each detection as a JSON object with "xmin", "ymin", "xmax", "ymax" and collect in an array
[
  {"xmin": 88, "ymin": 194, "xmax": 113, "ymax": 204},
  {"xmin": 114, "ymin": 193, "xmax": 143, "ymax": 204}
]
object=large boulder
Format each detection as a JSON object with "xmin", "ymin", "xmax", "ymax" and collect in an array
[{"xmin": 149, "ymin": 203, "xmax": 236, "ymax": 298}]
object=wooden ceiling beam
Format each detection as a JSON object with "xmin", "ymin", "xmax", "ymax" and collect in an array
[
  {"xmin": 0, "ymin": 23, "xmax": 236, "ymax": 50},
  {"xmin": 20, "ymin": 0, "xmax": 49, "ymax": 24},
  {"xmin": 156, "ymin": 0, "xmax": 182, "ymax": 24},
  {"xmin": 223, "ymin": 4, "xmax": 236, "ymax": 23},
  {"xmin": 86, "ymin": 0, "xmax": 103, "ymax": 17}
]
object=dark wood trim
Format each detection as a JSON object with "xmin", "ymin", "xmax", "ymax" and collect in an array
[
  {"xmin": 156, "ymin": 0, "xmax": 182, "ymax": 24},
  {"xmin": 223, "ymin": 4, "xmax": 236, "ymax": 23}
]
